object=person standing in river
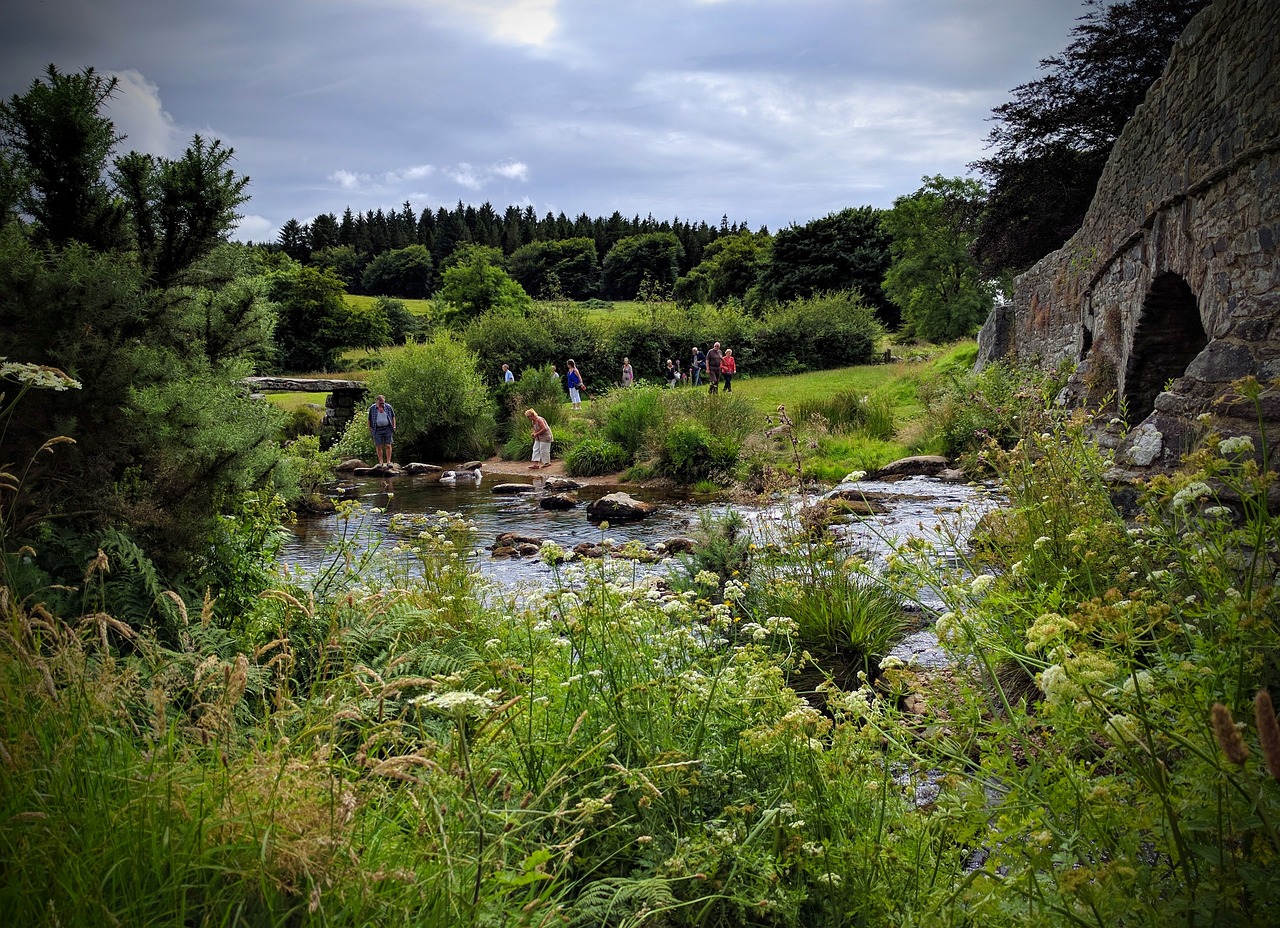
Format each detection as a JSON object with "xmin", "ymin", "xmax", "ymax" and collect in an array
[
  {"xmin": 526, "ymin": 407, "xmax": 553, "ymax": 469},
  {"xmin": 367, "ymin": 394, "xmax": 397, "ymax": 466}
]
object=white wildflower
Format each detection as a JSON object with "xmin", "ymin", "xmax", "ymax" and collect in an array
[{"xmin": 1218, "ymin": 435, "xmax": 1255, "ymax": 456}]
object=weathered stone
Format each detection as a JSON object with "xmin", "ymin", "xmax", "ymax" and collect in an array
[
  {"xmin": 1123, "ymin": 424, "xmax": 1164, "ymax": 467},
  {"xmin": 516, "ymin": 543, "xmax": 541, "ymax": 557},
  {"xmin": 495, "ymin": 532, "xmax": 543, "ymax": 548},
  {"xmin": 870, "ymin": 456, "xmax": 951, "ymax": 479},
  {"xmin": 491, "ymin": 483, "xmax": 537, "ymax": 494},
  {"xmin": 658, "ymin": 536, "xmax": 696, "ymax": 554},
  {"xmin": 976, "ymin": 0, "xmax": 1280, "ymax": 472},
  {"xmin": 820, "ymin": 492, "xmax": 889, "ymax": 517},
  {"xmin": 402, "ymin": 462, "xmax": 443, "ymax": 475},
  {"xmin": 573, "ymin": 542, "xmax": 605, "ymax": 558},
  {"xmin": 539, "ymin": 493, "xmax": 578, "ymax": 510},
  {"xmin": 353, "ymin": 464, "xmax": 400, "ymax": 477},
  {"xmin": 586, "ymin": 492, "xmax": 655, "ymax": 522},
  {"xmin": 460, "ymin": 460, "xmax": 484, "ymax": 471},
  {"xmin": 543, "ymin": 476, "xmax": 584, "ymax": 492},
  {"xmin": 336, "ymin": 458, "xmax": 367, "ymax": 472}
]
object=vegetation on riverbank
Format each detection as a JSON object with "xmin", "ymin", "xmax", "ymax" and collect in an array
[{"xmin": 4, "ymin": 354, "xmax": 1278, "ymax": 926}]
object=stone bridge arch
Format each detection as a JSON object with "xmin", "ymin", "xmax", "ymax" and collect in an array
[
  {"xmin": 1123, "ymin": 273, "xmax": 1207, "ymax": 424},
  {"xmin": 977, "ymin": 0, "xmax": 1280, "ymax": 472}
]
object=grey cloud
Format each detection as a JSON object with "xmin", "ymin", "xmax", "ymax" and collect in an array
[{"xmin": 2, "ymin": 0, "xmax": 1085, "ymax": 240}]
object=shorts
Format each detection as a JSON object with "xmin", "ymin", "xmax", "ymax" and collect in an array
[{"xmin": 373, "ymin": 426, "xmax": 394, "ymax": 445}]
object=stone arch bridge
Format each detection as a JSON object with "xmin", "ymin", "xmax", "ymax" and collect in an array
[
  {"xmin": 977, "ymin": 0, "xmax": 1280, "ymax": 472},
  {"xmin": 244, "ymin": 376, "xmax": 367, "ymax": 442}
]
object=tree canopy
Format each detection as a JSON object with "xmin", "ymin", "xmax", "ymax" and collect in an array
[
  {"xmin": 0, "ymin": 64, "xmax": 282, "ymax": 581},
  {"xmin": 757, "ymin": 207, "xmax": 896, "ymax": 326},
  {"xmin": 971, "ymin": 0, "xmax": 1210, "ymax": 275},
  {"xmin": 882, "ymin": 176, "xmax": 994, "ymax": 343}
]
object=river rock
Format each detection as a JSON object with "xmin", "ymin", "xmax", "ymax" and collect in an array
[
  {"xmin": 937, "ymin": 467, "xmax": 967, "ymax": 483},
  {"xmin": 460, "ymin": 460, "xmax": 484, "ymax": 471},
  {"xmin": 823, "ymin": 497, "xmax": 885, "ymax": 518},
  {"xmin": 825, "ymin": 488, "xmax": 890, "ymax": 514},
  {"xmin": 539, "ymin": 493, "xmax": 578, "ymax": 510},
  {"xmin": 544, "ymin": 476, "xmax": 583, "ymax": 491},
  {"xmin": 495, "ymin": 532, "xmax": 544, "ymax": 548},
  {"xmin": 657, "ymin": 536, "xmax": 696, "ymax": 555},
  {"xmin": 402, "ymin": 462, "xmax": 443, "ymax": 475},
  {"xmin": 574, "ymin": 542, "xmax": 605, "ymax": 558},
  {"xmin": 586, "ymin": 492, "xmax": 654, "ymax": 522},
  {"xmin": 353, "ymin": 463, "xmax": 401, "ymax": 477},
  {"xmin": 492, "ymin": 483, "xmax": 537, "ymax": 494},
  {"xmin": 515, "ymin": 542, "xmax": 541, "ymax": 557},
  {"xmin": 336, "ymin": 458, "xmax": 367, "ymax": 472},
  {"xmin": 870, "ymin": 455, "xmax": 951, "ymax": 479}
]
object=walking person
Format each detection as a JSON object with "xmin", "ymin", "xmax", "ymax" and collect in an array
[
  {"xmin": 526, "ymin": 408, "xmax": 553, "ymax": 470},
  {"xmin": 721, "ymin": 348, "xmax": 736, "ymax": 392},
  {"xmin": 502, "ymin": 363, "xmax": 515, "ymax": 383},
  {"xmin": 705, "ymin": 342, "xmax": 723, "ymax": 394},
  {"xmin": 665, "ymin": 359, "xmax": 678, "ymax": 387},
  {"xmin": 621, "ymin": 357, "xmax": 634, "ymax": 387},
  {"xmin": 367, "ymin": 394, "xmax": 397, "ymax": 466},
  {"xmin": 690, "ymin": 346, "xmax": 705, "ymax": 386},
  {"xmin": 566, "ymin": 360, "xmax": 585, "ymax": 409}
]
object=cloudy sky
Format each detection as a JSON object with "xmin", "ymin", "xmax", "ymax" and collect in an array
[{"xmin": 2, "ymin": 0, "xmax": 1084, "ymax": 243}]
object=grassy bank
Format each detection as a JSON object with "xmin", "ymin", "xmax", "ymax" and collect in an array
[{"xmin": 3, "ymin": 368, "xmax": 1278, "ymax": 925}]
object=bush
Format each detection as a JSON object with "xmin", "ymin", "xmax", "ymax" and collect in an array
[
  {"xmin": 367, "ymin": 332, "xmax": 497, "ymax": 461},
  {"xmin": 658, "ymin": 421, "xmax": 740, "ymax": 483},
  {"xmin": 596, "ymin": 385, "xmax": 667, "ymax": 460},
  {"xmin": 564, "ymin": 437, "xmax": 630, "ymax": 476},
  {"xmin": 750, "ymin": 290, "xmax": 883, "ymax": 374},
  {"xmin": 920, "ymin": 359, "xmax": 1070, "ymax": 462}
]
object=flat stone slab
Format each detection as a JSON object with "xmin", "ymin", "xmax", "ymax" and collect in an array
[
  {"xmin": 491, "ymin": 483, "xmax": 537, "ymax": 494},
  {"xmin": 244, "ymin": 376, "xmax": 366, "ymax": 393}
]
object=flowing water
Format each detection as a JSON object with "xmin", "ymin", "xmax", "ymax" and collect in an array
[{"xmin": 281, "ymin": 473, "xmax": 1002, "ymax": 597}]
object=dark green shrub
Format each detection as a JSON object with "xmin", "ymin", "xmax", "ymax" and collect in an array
[
  {"xmin": 280, "ymin": 404, "xmax": 323, "ymax": 441},
  {"xmin": 565, "ymin": 437, "xmax": 630, "ymax": 476}
]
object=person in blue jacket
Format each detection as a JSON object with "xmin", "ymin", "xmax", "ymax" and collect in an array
[{"xmin": 566, "ymin": 360, "xmax": 585, "ymax": 409}]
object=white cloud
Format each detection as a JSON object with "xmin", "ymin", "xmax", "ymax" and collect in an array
[
  {"xmin": 106, "ymin": 69, "xmax": 186, "ymax": 157},
  {"xmin": 493, "ymin": 161, "xmax": 529, "ymax": 181},
  {"xmin": 231, "ymin": 213, "xmax": 275, "ymax": 243},
  {"xmin": 386, "ymin": 164, "xmax": 436, "ymax": 183},
  {"xmin": 329, "ymin": 169, "xmax": 373, "ymax": 190}
]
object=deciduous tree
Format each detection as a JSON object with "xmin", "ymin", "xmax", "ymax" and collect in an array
[{"xmin": 882, "ymin": 176, "xmax": 994, "ymax": 343}]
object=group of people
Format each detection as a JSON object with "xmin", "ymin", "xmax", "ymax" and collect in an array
[{"xmin": 664, "ymin": 343, "xmax": 736, "ymax": 392}]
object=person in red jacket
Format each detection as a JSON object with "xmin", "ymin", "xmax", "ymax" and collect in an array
[{"xmin": 720, "ymin": 348, "xmax": 737, "ymax": 392}]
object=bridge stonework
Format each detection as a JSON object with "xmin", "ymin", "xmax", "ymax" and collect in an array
[{"xmin": 977, "ymin": 0, "xmax": 1280, "ymax": 470}]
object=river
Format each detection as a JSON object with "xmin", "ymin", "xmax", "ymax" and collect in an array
[{"xmin": 280, "ymin": 472, "xmax": 1001, "ymax": 596}]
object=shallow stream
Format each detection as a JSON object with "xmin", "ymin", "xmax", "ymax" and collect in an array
[{"xmin": 281, "ymin": 473, "xmax": 1001, "ymax": 597}]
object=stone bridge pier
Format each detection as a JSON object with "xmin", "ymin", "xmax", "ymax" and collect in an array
[
  {"xmin": 977, "ymin": 0, "xmax": 1280, "ymax": 473},
  {"xmin": 243, "ymin": 377, "xmax": 368, "ymax": 447}
]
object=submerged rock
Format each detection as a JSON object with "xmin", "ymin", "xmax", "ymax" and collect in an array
[
  {"xmin": 539, "ymin": 493, "xmax": 578, "ymax": 510},
  {"xmin": 491, "ymin": 483, "xmax": 536, "ymax": 494}
]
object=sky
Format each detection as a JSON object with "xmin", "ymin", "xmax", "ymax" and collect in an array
[{"xmin": 1, "ymin": 0, "xmax": 1086, "ymax": 244}]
